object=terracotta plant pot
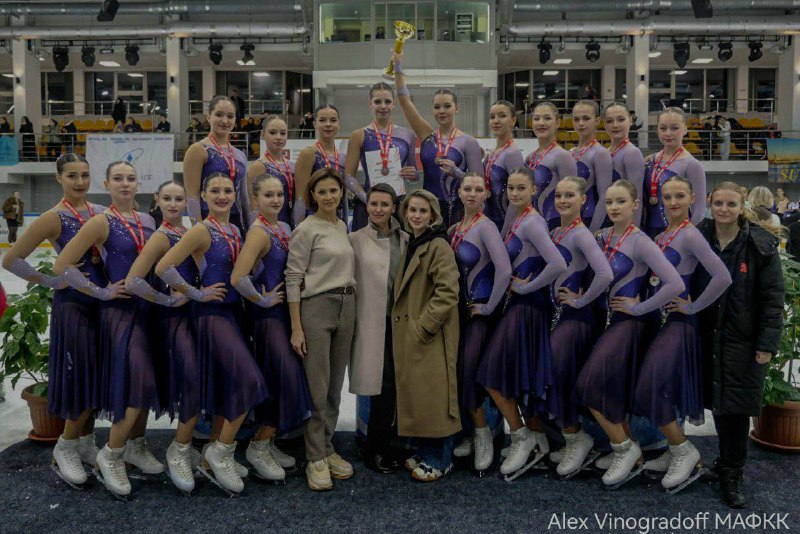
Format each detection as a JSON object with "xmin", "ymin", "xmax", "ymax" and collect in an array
[
  {"xmin": 751, "ymin": 400, "xmax": 800, "ymax": 452},
  {"xmin": 20, "ymin": 384, "xmax": 65, "ymax": 442}
]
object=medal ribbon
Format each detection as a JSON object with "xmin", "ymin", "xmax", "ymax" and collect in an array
[
  {"xmin": 264, "ymin": 153, "xmax": 294, "ymax": 204},
  {"xmin": 436, "ymin": 128, "xmax": 458, "ymax": 158},
  {"xmin": 62, "ymin": 199, "xmax": 100, "ymax": 261},
  {"xmin": 610, "ymin": 138, "xmax": 630, "ymax": 158},
  {"xmin": 450, "ymin": 211, "xmax": 483, "ymax": 252},
  {"xmin": 208, "ymin": 216, "xmax": 241, "ymax": 263},
  {"xmin": 649, "ymin": 147, "xmax": 684, "ymax": 202},
  {"xmin": 162, "ymin": 221, "xmax": 185, "ymax": 237},
  {"xmin": 257, "ymin": 214, "xmax": 290, "ymax": 250},
  {"xmin": 552, "ymin": 217, "xmax": 582, "ymax": 245},
  {"xmin": 484, "ymin": 139, "xmax": 514, "ymax": 190},
  {"xmin": 603, "ymin": 223, "xmax": 636, "ymax": 262},
  {"xmin": 527, "ymin": 141, "xmax": 558, "ymax": 172},
  {"xmin": 208, "ymin": 135, "xmax": 238, "ymax": 181},
  {"xmin": 372, "ymin": 122, "xmax": 394, "ymax": 174},
  {"xmin": 571, "ymin": 139, "xmax": 598, "ymax": 162},
  {"xmin": 109, "ymin": 205, "xmax": 146, "ymax": 253},
  {"xmin": 315, "ymin": 141, "xmax": 341, "ymax": 173},
  {"xmin": 504, "ymin": 206, "xmax": 533, "ymax": 244}
]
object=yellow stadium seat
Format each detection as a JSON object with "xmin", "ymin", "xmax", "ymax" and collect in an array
[
  {"xmin": 142, "ymin": 119, "xmax": 153, "ymax": 131},
  {"xmin": 684, "ymin": 142, "xmax": 702, "ymax": 156},
  {"xmin": 562, "ymin": 118, "xmax": 574, "ymax": 130},
  {"xmin": 93, "ymin": 119, "xmax": 106, "ymax": 131},
  {"xmin": 557, "ymin": 131, "xmax": 569, "ymax": 143}
]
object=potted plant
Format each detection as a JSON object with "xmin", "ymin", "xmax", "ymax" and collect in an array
[
  {"xmin": 751, "ymin": 252, "xmax": 800, "ymax": 451},
  {"xmin": 0, "ymin": 255, "xmax": 64, "ymax": 441}
]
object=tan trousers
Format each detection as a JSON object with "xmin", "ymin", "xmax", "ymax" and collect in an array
[{"xmin": 300, "ymin": 292, "xmax": 356, "ymax": 461}]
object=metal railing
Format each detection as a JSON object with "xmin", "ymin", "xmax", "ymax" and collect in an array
[{"xmin": 658, "ymin": 97, "xmax": 776, "ymax": 116}]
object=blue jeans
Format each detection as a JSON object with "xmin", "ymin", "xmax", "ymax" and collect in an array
[{"xmin": 416, "ymin": 435, "xmax": 455, "ymax": 470}]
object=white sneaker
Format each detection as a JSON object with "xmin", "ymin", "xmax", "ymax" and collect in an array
[
  {"xmin": 52, "ymin": 436, "xmax": 87, "ymax": 486},
  {"xmin": 662, "ymin": 440, "xmax": 701, "ymax": 490},
  {"xmin": 595, "ymin": 453, "xmax": 613, "ymax": 470},
  {"xmin": 473, "ymin": 427, "xmax": 494, "ymax": 472},
  {"xmin": 306, "ymin": 459, "xmax": 333, "ymax": 491},
  {"xmin": 78, "ymin": 433, "xmax": 100, "ymax": 467},
  {"xmin": 453, "ymin": 437, "xmax": 474, "ymax": 458},
  {"xmin": 203, "ymin": 442, "xmax": 248, "ymax": 478},
  {"xmin": 95, "ymin": 444, "xmax": 131, "ymax": 497},
  {"xmin": 557, "ymin": 430, "xmax": 594, "ymax": 477},
  {"xmin": 166, "ymin": 440, "xmax": 196, "ymax": 494},
  {"xmin": 267, "ymin": 438, "xmax": 296, "ymax": 469},
  {"xmin": 643, "ymin": 450, "xmax": 672, "ymax": 473},
  {"xmin": 500, "ymin": 427, "xmax": 536, "ymax": 475},
  {"xmin": 246, "ymin": 440, "xmax": 285, "ymax": 481},
  {"xmin": 202, "ymin": 441, "xmax": 244, "ymax": 494},
  {"xmin": 124, "ymin": 437, "xmax": 165, "ymax": 475},
  {"xmin": 602, "ymin": 439, "xmax": 642, "ymax": 487}
]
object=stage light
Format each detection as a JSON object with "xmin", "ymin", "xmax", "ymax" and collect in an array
[
  {"xmin": 97, "ymin": 0, "xmax": 120, "ymax": 22},
  {"xmin": 209, "ymin": 43, "xmax": 223, "ymax": 65},
  {"xmin": 585, "ymin": 41, "xmax": 601, "ymax": 63},
  {"xmin": 125, "ymin": 45, "xmax": 139, "ymax": 66},
  {"xmin": 81, "ymin": 46, "xmax": 95, "ymax": 67},
  {"xmin": 717, "ymin": 42, "xmax": 733, "ymax": 62},
  {"xmin": 53, "ymin": 47, "xmax": 69, "ymax": 72},
  {"xmin": 240, "ymin": 43, "xmax": 255, "ymax": 66},
  {"xmin": 691, "ymin": 0, "xmax": 713, "ymax": 18},
  {"xmin": 538, "ymin": 40, "xmax": 552, "ymax": 65},
  {"xmin": 673, "ymin": 42, "xmax": 690, "ymax": 69},
  {"xmin": 748, "ymin": 41, "xmax": 763, "ymax": 62}
]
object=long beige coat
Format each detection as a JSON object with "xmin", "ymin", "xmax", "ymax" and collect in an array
[
  {"xmin": 391, "ymin": 236, "xmax": 461, "ymax": 438},
  {"xmin": 348, "ymin": 222, "xmax": 408, "ymax": 395}
]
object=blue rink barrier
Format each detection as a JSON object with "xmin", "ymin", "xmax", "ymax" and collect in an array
[{"xmin": 0, "ymin": 136, "xmax": 19, "ymax": 166}]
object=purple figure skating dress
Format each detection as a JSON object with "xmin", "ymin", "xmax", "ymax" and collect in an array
[
  {"xmin": 483, "ymin": 143, "xmax": 525, "ymax": 231},
  {"xmin": 199, "ymin": 143, "xmax": 251, "ymax": 235},
  {"xmin": 571, "ymin": 142, "xmax": 613, "ymax": 232},
  {"xmin": 642, "ymin": 150, "xmax": 706, "ymax": 238},
  {"xmin": 523, "ymin": 143, "xmax": 577, "ymax": 231}
]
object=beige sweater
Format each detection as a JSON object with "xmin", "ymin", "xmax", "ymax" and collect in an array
[{"xmin": 285, "ymin": 215, "xmax": 356, "ymax": 302}]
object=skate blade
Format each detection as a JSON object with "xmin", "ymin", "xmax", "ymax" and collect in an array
[
  {"xmin": 472, "ymin": 468, "xmax": 491, "ymax": 478},
  {"xmin": 198, "ymin": 465, "xmax": 240, "ymax": 498},
  {"xmin": 642, "ymin": 468, "xmax": 666, "ymax": 480},
  {"xmin": 166, "ymin": 470, "xmax": 196, "ymax": 497},
  {"xmin": 502, "ymin": 452, "xmax": 546, "ymax": 482},
  {"xmin": 50, "ymin": 463, "xmax": 85, "ymax": 490},
  {"xmin": 92, "ymin": 468, "xmax": 129, "ymax": 501},
  {"xmin": 665, "ymin": 467, "xmax": 706, "ymax": 495},
  {"xmin": 604, "ymin": 464, "xmax": 644, "ymax": 491},
  {"xmin": 560, "ymin": 450, "xmax": 602, "ymax": 481}
]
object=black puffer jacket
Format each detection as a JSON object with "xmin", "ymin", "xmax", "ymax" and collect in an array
[{"xmin": 694, "ymin": 219, "xmax": 784, "ymax": 416}]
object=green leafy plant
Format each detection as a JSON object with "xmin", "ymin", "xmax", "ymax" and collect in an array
[
  {"xmin": 763, "ymin": 252, "xmax": 800, "ymax": 406},
  {"xmin": 0, "ymin": 255, "xmax": 55, "ymax": 397}
]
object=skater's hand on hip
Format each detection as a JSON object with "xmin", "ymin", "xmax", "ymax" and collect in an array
[
  {"xmin": 609, "ymin": 295, "xmax": 639, "ymax": 315},
  {"xmin": 665, "ymin": 296, "xmax": 694, "ymax": 315},
  {"xmin": 755, "ymin": 351, "xmax": 772, "ymax": 364},
  {"xmin": 199, "ymin": 282, "xmax": 227, "ymax": 303},
  {"xmin": 557, "ymin": 287, "xmax": 581, "ymax": 308},
  {"xmin": 107, "ymin": 280, "xmax": 130, "ymax": 300}
]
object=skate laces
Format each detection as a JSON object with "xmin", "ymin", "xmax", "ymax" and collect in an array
[
  {"xmin": 172, "ymin": 446, "xmax": 194, "ymax": 479},
  {"xmin": 218, "ymin": 448, "xmax": 240, "ymax": 479},
  {"xmin": 109, "ymin": 452, "xmax": 127, "ymax": 482},
  {"xmin": 61, "ymin": 445, "xmax": 84, "ymax": 472},
  {"xmin": 609, "ymin": 448, "xmax": 627, "ymax": 474},
  {"xmin": 135, "ymin": 439, "xmax": 159, "ymax": 466}
]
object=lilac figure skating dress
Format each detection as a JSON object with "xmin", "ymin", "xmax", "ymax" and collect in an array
[
  {"xmin": 98, "ymin": 212, "xmax": 158, "ymax": 422},
  {"xmin": 192, "ymin": 222, "xmax": 268, "ymax": 421},
  {"xmin": 199, "ymin": 143, "xmax": 251, "ymax": 236},
  {"xmin": 642, "ymin": 151, "xmax": 706, "ymax": 238},
  {"xmin": 571, "ymin": 142, "xmax": 613, "ymax": 232},
  {"xmin": 574, "ymin": 227, "xmax": 683, "ymax": 423},
  {"xmin": 549, "ymin": 222, "xmax": 613, "ymax": 429},
  {"xmin": 477, "ymin": 209, "xmax": 566, "ymax": 419},
  {"xmin": 483, "ymin": 143, "xmax": 525, "ymax": 231},
  {"xmin": 48, "ymin": 203, "xmax": 106, "ymax": 420},
  {"xmin": 633, "ymin": 224, "xmax": 731, "ymax": 426},
  {"xmin": 523, "ymin": 144, "xmax": 577, "ymax": 231},
  {"xmin": 250, "ymin": 222, "xmax": 313, "ymax": 432}
]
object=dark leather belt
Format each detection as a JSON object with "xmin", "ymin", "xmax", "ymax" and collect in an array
[{"xmin": 323, "ymin": 286, "xmax": 355, "ymax": 296}]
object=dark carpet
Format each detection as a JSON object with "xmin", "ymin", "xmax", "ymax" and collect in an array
[{"xmin": 0, "ymin": 431, "xmax": 797, "ymax": 533}]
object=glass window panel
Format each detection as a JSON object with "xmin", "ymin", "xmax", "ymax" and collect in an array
[
  {"xmin": 319, "ymin": 2, "xmax": 370, "ymax": 43},
  {"xmin": 250, "ymin": 71, "xmax": 284, "ymax": 115},
  {"xmin": 749, "ymin": 68, "xmax": 776, "ymax": 112},
  {"xmin": 417, "ymin": 2, "xmax": 434, "ymax": 41},
  {"xmin": 45, "ymin": 72, "xmax": 74, "ymax": 115},
  {"xmin": 566, "ymin": 69, "xmax": 601, "ymax": 109},
  {"xmin": 706, "ymin": 68, "xmax": 730, "ymax": 113},
  {"xmin": 146, "ymin": 71, "xmax": 167, "ymax": 115},
  {"xmin": 514, "ymin": 71, "xmax": 529, "ymax": 112},
  {"xmin": 387, "ymin": 3, "xmax": 416, "ymax": 39},
  {"xmin": 615, "ymin": 68, "xmax": 627, "ymax": 101},
  {"xmin": 649, "ymin": 69, "xmax": 671, "ymax": 90},
  {"xmin": 286, "ymin": 71, "xmax": 302, "ymax": 116},
  {"xmin": 0, "ymin": 74, "xmax": 12, "ymax": 92},
  {"xmin": 375, "ymin": 3, "xmax": 387, "ymax": 39},
  {"xmin": 437, "ymin": 2, "xmax": 490, "ymax": 43},
  {"xmin": 92, "ymin": 71, "xmax": 114, "ymax": 114},
  {"xmin": 188, "ymin": 70, "xmax": 203, "ymax": 115},
  {"xmin": 302, "ymin": 74, "xmax": 313, "ymax": 118},
  {"xmin": 117, "ymin": 72, "xmax": 143, "ymax": 92},
  {"xmin": 532, "ymin": 70, "xmax": 566, "ymax": 113},
  {"xmin": 673, "ymin": 69, "xmax": 703, "ymax": 113}
]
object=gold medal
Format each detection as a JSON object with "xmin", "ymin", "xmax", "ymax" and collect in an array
[
  {"xmin": 91, "ymin": 255, "xmax": 100, "ymax": 264},
  {"xmin": 649, "ymin": 275, "xmax": 660, "ymax": 286},
  {"xmin": 649, "ymin": 197, "xmax": 659, "ymax": 205},
  {"xmin": 435, "ymin": 156, "xmax": 443, "ymax": 165}
]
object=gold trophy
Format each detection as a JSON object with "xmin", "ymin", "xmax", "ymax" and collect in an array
[{"xmin": 383, "ymin": 21, "xmax": 416, "ymax": 80}]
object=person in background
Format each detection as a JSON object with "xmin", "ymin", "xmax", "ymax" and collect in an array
[
  {"xmin": 154, "ymin": 113, "xmax": 171, "ymax": 133},
  {"xmin": 62, "ymin": 118, "xmax": 77, "ymax": 153},
  {"xmin": 0, "ymin": 116, "xmax": 11, "ymax": 135},
  {"xmin": 123, "ymin": 117, "xmax": 142, "ymax": 133},
  {"xmin": 229, "ymin": 88, "xmax": 246, "ymax": 123},
  {"xmin": 112, "ymin": 97, "xmax": 126, "ymax": 126},
  {"xmin": 112, "ymin": 121, "xmax": 125, "ymax": 134},
  {"xmin": 19, "ymin": 116, "xmax": 35, "ymax": 161},
  {"xmin": 775, "ymin": 188, "xmax": 789, "ymax": 215},
  {"xmin": 186, "ymin": 117, "xmax": 203, "ymax": 144},
  {"xmin": 747, "ymin": 186, "xmax": 780, "ymax": 227},
  {"xmin": 2, "ymin": 191, "xmax": 24, "ymax": 243},
  {"xmin": 46, "ymin": 118, "xmax": 63, "ymax": 160},
  {"xmin": 716, "ymin": 117, "xmax": 731, "ymax": 161}
]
